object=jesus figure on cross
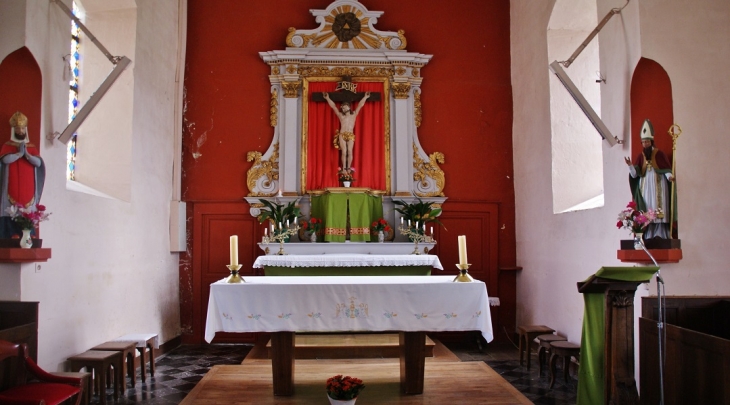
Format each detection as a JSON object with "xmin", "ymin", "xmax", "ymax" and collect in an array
[{"xmin": 323, "ymin": 90, "xmax": 370, "ymax": 171}]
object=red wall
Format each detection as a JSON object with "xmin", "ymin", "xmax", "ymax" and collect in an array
[
  {"xmin": 631, "ymin": 58, "xmax": 674, "ymax": 163},
  {"xmin": 182, "ymin": 0, "xmax": 516, "ymax": 343}
]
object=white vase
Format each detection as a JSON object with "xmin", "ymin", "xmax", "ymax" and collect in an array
[
  {"xmin": 310, "ymin": 232, "xmax": 317, "ymax": 243},
  {"xmin": 343, "ymin": 181, "xmax": 351, "ymax": 187},
  {"xmin": 328, "ymin": 396, "xmax": 357, "ymax": 405},
  {"xmin": 19, "ymin": 229, "xmax": 33, "ymax": 249},
  {"xmin": 378, "ymin": 230, "xmax": 385, "ymax": 243},
  {"xmin": 633, "ymin": 232, "xmax": 644, "ymax": 250}
]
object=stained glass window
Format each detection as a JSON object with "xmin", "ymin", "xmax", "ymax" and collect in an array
[{"xmin": 67, "ymin": 1, "xmax": 81, "ymax": 181}]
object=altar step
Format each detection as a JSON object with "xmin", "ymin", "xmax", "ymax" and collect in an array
[{"xmin": 265, "ymin": 333, "xmax": 436, "ymax": 359}]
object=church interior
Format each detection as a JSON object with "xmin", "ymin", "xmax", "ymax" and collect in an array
[{"xmin": 1, "ymin": 0, "xmax": 729, "ymax": 404}]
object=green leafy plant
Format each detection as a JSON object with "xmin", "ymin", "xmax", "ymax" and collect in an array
[
  {"xmin": 257, "ymin": 199, "xmax": 301, "ymax": 229},
  {"xmin": 393, "ymin": 198, "xmax": 445, "ymax": 230}
]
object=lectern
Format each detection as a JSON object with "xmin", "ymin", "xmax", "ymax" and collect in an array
[{"xmin": 576, "ymin": 266, "xmax": 658, "ymax": 405}]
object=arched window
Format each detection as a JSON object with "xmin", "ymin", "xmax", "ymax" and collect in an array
[{"xmin": 548, "ymin": 0, "xmax": 605, "ymax": 213}]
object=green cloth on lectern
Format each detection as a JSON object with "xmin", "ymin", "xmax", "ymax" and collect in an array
[{"xmin": 576, "ymin": 266, "xmax": 659, "ymax": 405}]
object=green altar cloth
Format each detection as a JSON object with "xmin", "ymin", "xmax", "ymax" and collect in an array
[
  {"xmin": 312, "ymin": 193, "xmax": 383, "ymax": 242},
  {"xmin": 577, "ymin": 266, "xmax": 659, "ymax": 405}
]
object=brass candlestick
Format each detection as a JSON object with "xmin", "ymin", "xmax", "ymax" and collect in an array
[
  {"xmin": 268, "ymin": 224, "xmax": 300, "ymax": 255},
  {"xmin": 454, "ymin": 263, "xmax": 474, "ymax": 282},
  {"xmin": 398, "ymin": 225, "xmax": 436, "ymax": 255},
  {"xmin": 225, "ymin": 264, "xmax": 244, "ymax": 283}
]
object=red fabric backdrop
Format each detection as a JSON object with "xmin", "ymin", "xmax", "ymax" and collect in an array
[{"xmin": 306, "ymin": 81, "xmax": 385, "ymax": 191}]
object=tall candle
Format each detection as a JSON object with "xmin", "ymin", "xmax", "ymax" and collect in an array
[
  {"xmin": 230, "ymin": 235, "xmax": 239, "ymax": 266},
  {"xmin": 279, "ymin": 222, "xmax": 282, "ymax": 230},
  {"xmin": 264, "ymin": 228, "xmax": 268, "ymax": 236},
  {"xmin": 286, "ymin": 219, "xmax": 290, "ymax": 228},
  {"xmin": 401, "ymin": 217, "xmax": 404, "ymax": 225},
  {"xmin": 270, "ymin": 224, "xmax": 274, "ymax": 234},
  {"xmin": 430, "ymin": 227, "xmax": 433, "ymax": 235},
  {"xmin": 458, "ymin": 235, "xmax": 468, "ymax": 265}
]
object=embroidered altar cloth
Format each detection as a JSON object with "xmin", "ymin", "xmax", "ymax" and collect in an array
[
  {"xmin": 253, "ymin": 253, "xmax": 443, "ymax": 269},
  {"xmin": 205, "ymin": 275, "xmax": 493, "ymax": 343}
]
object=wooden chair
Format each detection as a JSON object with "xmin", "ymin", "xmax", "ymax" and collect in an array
[{"xmin": 0, "ymin": 340, "xmax": 83, "ymax": 405}]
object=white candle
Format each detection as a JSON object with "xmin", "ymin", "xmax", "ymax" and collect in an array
[
  {"xmin": 408, "ymin": 220, "xmax": 411, "ymax": 227},
  {"xmin": 264, "ymin": 228, "xmax": 268, "ymax": 236},
  {"xmin": 430, "ymin": 227, "xmax": 433, "ymax": 235},
  {"xmin": 279, "ymin": 222, "xmax": 282, "ymax": 229},
  {"xmin": 401, "ymin": 217, "xmax": 404, "ymax": 225},
  {"xmin": 458, "ymin": 235, "xmax": 468, "ymax": 265},
  {"xmin": 422, "ymin": 223, "xmax": 426, "ymax": 231},
  {"xmin": 230, "ymin": 235, "xmax": 239, "ymax": 266},
  {"xmin": 286, "ymin": 219, "xmax": 290, "ymax": 228},
  {"xmin": 270, "ymin": 224, "xmax": 274, "ymax": 234}
]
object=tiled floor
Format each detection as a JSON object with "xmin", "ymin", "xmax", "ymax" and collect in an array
[{"xmin": 90, "ymin": 341, "xmax": 577, "ymax": 404}]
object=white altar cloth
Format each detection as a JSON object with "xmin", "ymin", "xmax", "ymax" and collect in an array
[
  {"xmin": 205, "ymin": 275, "xmax": 492, "ymax": 343},
  {"xmin": 252, "ymin": 253, "xmax": 443, "ymax": 270}
]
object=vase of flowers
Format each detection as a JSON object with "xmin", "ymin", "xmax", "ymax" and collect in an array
[
  {"xmin": 326, "ymin": 375, "xmax": 364, "ymax": 405},
  {"xmin": 371, "ymin": 218, "xmax": 390, "ymax": 243},
  {"xmin": 338, "ymin": 167, "xmax": 355, "ymax": 187},
  {"xmin": 300, "ymin": 217, "xmax": 322, "ymax": 242},
  {"xmin": 5, "ymin": 204, "xmax": 50, "ymax": 248},
  {"xmin": 616, "ymin": 201, "xmax": 656, "ymax": 250}
]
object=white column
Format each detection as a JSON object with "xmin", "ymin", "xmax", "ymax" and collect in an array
[{"xmin": 391, "ymin": 82, "xmax": 412, "ymax": 196}]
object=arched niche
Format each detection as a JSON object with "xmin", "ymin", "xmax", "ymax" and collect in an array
[
  {"xmin": 0, "ymin": 47, "xmax": 42, "ymax": 146},
  {"xmin": 630, "ymin": 57, "xmax": 674, "ymax": 162}
]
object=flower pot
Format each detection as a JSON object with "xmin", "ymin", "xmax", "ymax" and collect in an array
[
  {"xmin": 19, "ymin": 229, "xmax": 33, "ymax": 249},
  {"xmin": 633, "ymin": 232, "xmax": 644, "ymax": 250},
  {"xmin": 343, "ymin": 181, "xmax": 351, "ymax": 188},
  {"xmin": 328, "ymin": 396, "xmax": 357, "ymax": 405},
  {"xmin": 310, "ymin": 232, "xmax": 317, "ymax": 243},
  {"xmin": 378, "ymin": 230, "xmax": 385, "ymax": 243}
]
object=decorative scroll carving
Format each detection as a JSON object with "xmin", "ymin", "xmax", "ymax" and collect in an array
[
  {"xmin": 379, "ymin": 30, "xmax": 407, "ymax": 50},
  {"xmin": 413, "ymin": 143, "xmax": 445, "ymax": 197},
  {"xmin": 612, "ymin": 291, "xmax": 633, "ymax": 308},
  {"xmin": 414, "ymin": 89, "xmax": 422, "ymax": 128},
  {"xmin": 391, "ymin": 82, "xmax": 411, "ymax": 99},
  {"xmin": 270, "ymin": 89, "xmax": 278, "ymax": 127},
  {"xmin": 246, "ymin": 143, "xmax": 279, "ymax": 197},
  {"xmin": 298, "ymin": 66, "xmax": 394, "ymax": 78},
  {"xmin": 281, "ymin": 81, "xmax": 301, "ymax": 98}
]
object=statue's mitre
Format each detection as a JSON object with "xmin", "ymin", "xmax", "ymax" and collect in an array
[
  {"xmin": 9, "ymin": 111, "xmax": 28, "ymax": 127},
  {"xmin": 640, "ymin": 119, "xmax": 654, "ymax": 140}
]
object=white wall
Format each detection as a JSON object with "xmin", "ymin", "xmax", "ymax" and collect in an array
[
  {"xmin": 511, "ymin": 0, "xmax": 730, "ymax": 383},
  {"xmin": 0, "ymin": 0, "xmax": 182, "ymax": 370}
]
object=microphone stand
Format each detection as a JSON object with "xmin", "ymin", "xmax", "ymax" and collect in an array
[{"xmin": 636, "ymin": 234, "xmax": 665, "ymax": 405}]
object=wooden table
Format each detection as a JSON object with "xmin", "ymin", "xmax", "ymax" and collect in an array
[{"xmin": 205, "ymin": 276, "xmax": 493, "ymax": 396}]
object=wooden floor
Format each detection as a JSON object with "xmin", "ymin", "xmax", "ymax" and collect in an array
[{"xmin": 180, "ymin": 336, "xmax": 532, "ymax": 404}]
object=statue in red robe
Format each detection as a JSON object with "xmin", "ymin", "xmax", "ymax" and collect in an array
[{"xmin": 0, "ymin": 112, "xmax": 45, "ymax": 238}]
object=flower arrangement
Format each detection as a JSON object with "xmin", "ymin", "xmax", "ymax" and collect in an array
[
  {"xmin": 616, "ymin": 201, "xmax": 656, "ymax": 234},
  {"xmin": 300, "ymin": 217, "xmax": 322, "ymax": 234},
  {"xmin": 338, "ymin": 167, "xmax": 356, "ymax": 182},
  {"xmin": 371, "ymin": 218, "xmax": 391, "ymax": 233},
  {"xmin": 5, "ymin": 204, "xmax": 50, "ymax": 230},
  {"xmin": 326, "ymin": 375, "xmax": 365, "ymax": 401}
]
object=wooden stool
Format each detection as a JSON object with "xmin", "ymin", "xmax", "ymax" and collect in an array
[
  {"xmin": 67, "ymin": 350, "xmax": 123, "ymax": 405},
  {"xmin": 549, "ymin": 341, "xmax": 580, "ymax": 388},
  {"xmin": 112, "ymin": 333, "xmax": 158, "ymax": 382},
  {"xmin": 536, "ymin": 334, "xmax": 567, "ymax": 375},
  {"xmin": 51, "ymin": 371, "xmax": 92, "ymax": 405},
  {"xmin": 91, "ymin": 341, "xmax": 137, "ymax": 388},
  {"xmin": 517, "ymin": 325, "xmax": 554, "ymax": 369}
]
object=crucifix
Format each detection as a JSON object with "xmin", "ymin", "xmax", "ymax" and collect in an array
[{"xmin": 311, "ymin": 77, "xmax": 380, "ymax": 171}]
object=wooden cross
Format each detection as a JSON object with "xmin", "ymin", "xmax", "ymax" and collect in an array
[{"xmin": 310, "ymin": 76, "xmax": 381, "ymax": 103}]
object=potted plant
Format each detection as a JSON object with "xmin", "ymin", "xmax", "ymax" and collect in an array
[
  {"xmin": 257, "ymin": 199, "xmax": 301, "ymax": 240},
  {"xmin": 337, "ymin": 167, "xmax": 356, "ymax": 187},
  {"xmin": 371, "ymin": 218, "xmax": 391, "ymax": 243},
  {"xmin": 326, "ymin": 374, "xmax": 365, "ymax": 405},
  {"xmin": 300, "ymin": 217, "xmax": 322, "ymax": 242},
  {"xmin": 393, "ymin": 198, "xmax": 445, "ymax": 234}
]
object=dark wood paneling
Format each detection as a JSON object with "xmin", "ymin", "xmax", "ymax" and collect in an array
[{"xmin": 185, "ymin": 201, "xmax": 261, "ymax": 344}]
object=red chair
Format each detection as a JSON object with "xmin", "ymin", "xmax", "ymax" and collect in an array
[{"xmin": 0, "ymin": 340, "xmax": 83, "ymax": 405}]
